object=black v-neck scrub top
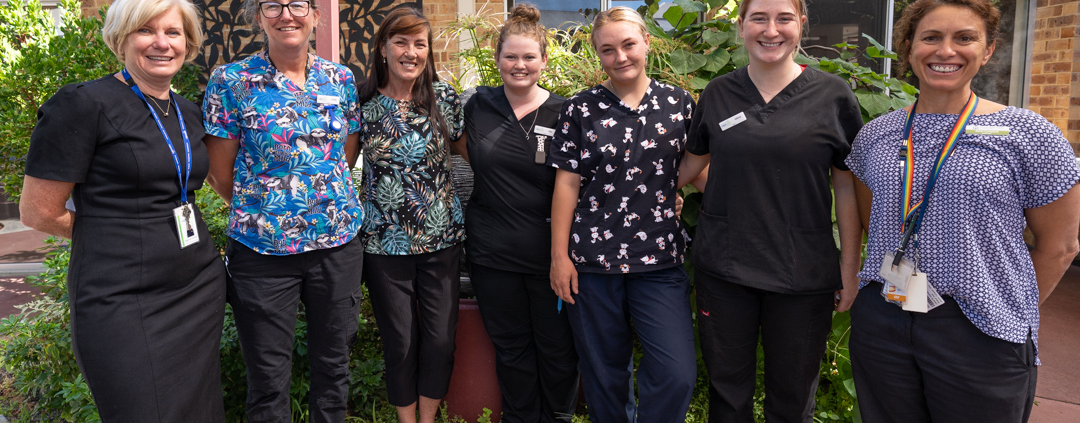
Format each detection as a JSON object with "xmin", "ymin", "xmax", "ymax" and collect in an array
[
  {"xmin": 686, "ymin": 66, "xmax": 864, "ymax": 294},
  {"xmin": 463, "ymin": 86, "xmax": 567, "ymax": 274}
]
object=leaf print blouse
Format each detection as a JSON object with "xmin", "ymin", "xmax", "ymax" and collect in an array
[
  {"xmin": 203, "ymin": 51, "xmax": 363, "ymax": 256},
  {"xmin": 360, "ymin": 81, "xmax": 466, "ymax": 255},
  {"xmin": 548, "ymin": 80, "xmax": 694, "ymax": 274}
]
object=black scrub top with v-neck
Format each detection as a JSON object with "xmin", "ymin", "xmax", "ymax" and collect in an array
[
  {"xmin": 686, "ymin": 66, "xmax": 863, "ymax": 294},
  {"xmin": 463, "ymin": 86, "xmax": 566, "ymax": 274}
]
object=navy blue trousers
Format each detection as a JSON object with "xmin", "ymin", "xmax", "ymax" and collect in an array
[
  {"xmin": 568, "ymin": 266, "xmax": 697, "ymax": 423},
  {"xmin": 850, "ymin": 282, "xmax": 1037, "ymax": 423}
]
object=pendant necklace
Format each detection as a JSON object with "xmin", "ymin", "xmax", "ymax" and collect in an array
[
  {"xmin": 517, "ymin": 107, "xmax": 540, "ymax": 141},
  {"xmin": 147, "ymin": 95, "xmax": 172, "ymax": 117}
]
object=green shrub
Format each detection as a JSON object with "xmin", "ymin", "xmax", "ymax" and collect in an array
[{"xmin": 0, "ymin": 0, "xmax": 119, "ymax": 202}]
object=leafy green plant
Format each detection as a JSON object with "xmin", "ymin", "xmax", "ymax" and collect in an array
[
  {"xmin": 0, "ymin": 238, "xmax": 99, "ymax": 422},
  {"xmin": 0, "ymin": 0, "xmax": 119, "ymax": 202}
]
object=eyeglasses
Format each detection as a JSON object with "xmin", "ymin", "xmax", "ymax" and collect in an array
[{"xmin": 259, "ymin": 1, "xmax": 311, "ymax": 19}]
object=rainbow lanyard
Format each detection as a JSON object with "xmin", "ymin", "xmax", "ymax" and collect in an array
[{"xmin": 891, "ymin": 92, "xmax": 978, "ymax": 265}]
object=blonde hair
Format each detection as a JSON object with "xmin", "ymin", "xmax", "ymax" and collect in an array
[
  {"xmin": 497, "ymin": 4, "xmax": 548, "ymax": 59},
  {"xmin": 102, "ymin": 0, "xmax": 204, "ymax": 63},
  {"xmin": 589, "ymin": 6, "xmax": 648, "ymax": 49}
]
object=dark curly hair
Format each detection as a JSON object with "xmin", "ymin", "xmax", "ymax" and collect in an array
[{"xmin": 894, "ymin": 0, "xmax": 1000, "ymax": 73}]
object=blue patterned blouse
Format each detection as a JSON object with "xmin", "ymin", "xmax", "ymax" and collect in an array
[
  {"xmin": 847, "ymin": 106, "xmax": 1080, "ymax": 359},
  {"xmin": 203, "ymin": 51, "xmax": 363, "ymax": 255}
]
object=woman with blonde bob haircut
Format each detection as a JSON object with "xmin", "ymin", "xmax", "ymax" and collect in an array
[
  {"xmin": 101, "ymin": 0, "xmax": 204, "ymax": 63},
  {"xmin": 21, "ymin": 0, "xmax": 226, "ymax": 421}
]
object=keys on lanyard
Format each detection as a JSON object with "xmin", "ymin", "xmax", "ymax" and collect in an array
[{"xmin": 878, "ymin": 92, "xmax": 978, "ymax": 312}]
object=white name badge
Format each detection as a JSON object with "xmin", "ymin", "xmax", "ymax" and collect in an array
[
  {"xmin": 965, "ymin": 125, "xmax": 1009, "ymax": 136},
  {"xmin": 879, "ymin": 251, "xmax": 915, "ymax": 291},
  {"xmin": 317, "ymin": 95, "xmax": 340, "ymax": 105},
  {"xmin": 534, "ymin": 125, "xmax": 556, "ymax": 137},
  {"xmin": 173, "ymin": 203, "xmax": 200, "ymax": 249},
  {"xmin": 901, "ymin": 272, "xmax": 928, "ymax": 312},
  {"xmin": 719, "ymin": 112, "xmax": 747, "ymax": 131}
]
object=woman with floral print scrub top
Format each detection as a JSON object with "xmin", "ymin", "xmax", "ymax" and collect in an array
[{"xmin": 202, "ymin": 0, "xmax": 365, "ymax": 421}]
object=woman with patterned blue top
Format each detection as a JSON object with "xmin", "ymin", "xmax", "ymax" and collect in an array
[
  {"xmin": 356, "ymin": 7, "xmax": 465, "ymax": 423},
  {"xmin": 847, "ymin": 1, "xmax": 1080, "ymax": 421},
  {"xmin": 202, "ymin": 0, "xmax": 364, "ymax": 421},
  {"xmin": 548, "ymin": 7, "xmax": 696, "ymax": 423}
]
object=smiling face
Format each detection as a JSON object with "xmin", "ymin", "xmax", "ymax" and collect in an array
[
  {"xmin": 738, "ymin": 0, "xmax": 805, "ymax": 67},
  {"xmin": 908, "ymin": 5, "xmax": 995, "ymax": 99},
  {"xmin": 593, "ymin": 21, "xmax": 649, "ymax": 85},
  {"xmin": 497, "ymin": 34, "xmax": 547, "ymax": 91},
  {"xmin": 258, "ymin": 0, "xmax": 320, "ymax": 52},
  {"xmin": 381, "ymin": 31, "xmax": 430, "ymax": 87},
  {"xmin": 123, "ymin": 6, "xmax": 187, "ymax": 86}
]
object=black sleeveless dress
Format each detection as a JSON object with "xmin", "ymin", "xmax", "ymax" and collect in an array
[{"xmin": 24, "ymin": 75, "xmax": 226, "ymax": 422}]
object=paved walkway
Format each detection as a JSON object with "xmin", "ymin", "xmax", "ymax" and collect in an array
[{"xmin": 0, "ymin": 219, "xmax": 1076, "ymax": 420}]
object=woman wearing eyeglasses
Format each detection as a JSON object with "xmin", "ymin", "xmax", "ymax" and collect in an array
[{"xmin": 202, "ymin": 0, "xmax": 364, "ymax": 421}]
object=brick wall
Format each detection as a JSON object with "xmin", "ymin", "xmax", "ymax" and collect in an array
[{"xmin": 1030, "ymin": 0, "xmax": 1080, "ymax": 154}]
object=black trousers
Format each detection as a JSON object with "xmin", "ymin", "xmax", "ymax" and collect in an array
[
  {"xmin": 850, "ymin": 282, "xmax": 1037, "ymax": 423},
  {"xmin": 225, "ymin": 237, "xmax": 364, "ymax": 423},
  {"xmin": 364, "ymin": 244, "xmax": 461, "ymax": 406},
  {"xmin": 695, "ymin": 273, "xmax": 834, "ymax": 423},
  {"xmin": 469, "ymin": 263, "xmax": 579, "ymax": 423}
]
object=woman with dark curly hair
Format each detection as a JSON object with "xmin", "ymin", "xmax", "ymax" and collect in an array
[{"xmin": 847, "ymin": 1, "xmax": 1080, "ymax": 421}]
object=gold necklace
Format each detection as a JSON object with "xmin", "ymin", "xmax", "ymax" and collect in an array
[{"xmin": 147, "ymin": 95, "xmax": 172, "ymax": 117}]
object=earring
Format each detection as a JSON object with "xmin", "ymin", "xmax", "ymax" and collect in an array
[{"xmin": 383, "ymin": 57, "xmax": 387, "ymax": 64}]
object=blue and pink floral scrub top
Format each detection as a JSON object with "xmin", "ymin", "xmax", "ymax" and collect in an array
[{"xmin": 203, "ymin": 51, "xmax": 363, "ymax": 255}]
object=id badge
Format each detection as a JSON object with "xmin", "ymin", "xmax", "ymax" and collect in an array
[
  {"xmin": 901, "ymin": 272, "xmax": 928, "ymax": 312},
  {"xmin": 173, "ymin": 203, "xmax": 200, "ymax": 249},
  {"xmin": 534, "ymin": 125, "xmax": 555, "ymax": 164},
  {"xmin": 879, "ymin": 251, "xmax": 915, "ymax": 291}
]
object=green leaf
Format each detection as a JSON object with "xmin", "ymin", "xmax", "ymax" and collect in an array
[
  {"xmin": 854, "ymin": 90, "xmax": 893, "ymax": 118},
  {"xmin": 863, "ymin": 33, "xmax": 898, "ymax": 60},
  {"xmin": 702, "ymin": 29, "xmax": 729, "ymax": 47},
  {"xmin": 691, "ymin": 76, "xmax": 711, "ymax": 91},
  {"xmin": 675, "ymin": 0, "xmax": 709, "ymax": 13},
  {"xmin": 670, "ymin": 50, "xmax": 708, "ymax": 74},
  {"xmin": 702, "ymin": 48, "xmax": 731, "ymax": 72},
  {"xmin": 663, "ymin": 5, "xmax": 686, "ymax": 29},
  {"xmin": 843, "ymin": 378, "xmax": 858, "ymax": 398}
]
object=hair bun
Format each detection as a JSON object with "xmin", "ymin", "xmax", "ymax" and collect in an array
[{"xmin": 508, "ymin": 4, "xmax": 540, "ymax": 24}]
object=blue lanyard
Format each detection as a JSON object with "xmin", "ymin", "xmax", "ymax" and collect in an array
[{"xmin": 122, "ymin": 68, "xmax": 192, "ymax": 204}]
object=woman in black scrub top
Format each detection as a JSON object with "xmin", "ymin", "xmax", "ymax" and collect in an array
[
  {"xmin": 452, "ymin": 5, "xmax": 579, "ymax": 422},
  {"xmin": 677, "ymin": 0, "xmax": 863, "ymax": 421},
  {"xmin": 18, "ymin": 0, "xmax": 226, "ymax": 421}
]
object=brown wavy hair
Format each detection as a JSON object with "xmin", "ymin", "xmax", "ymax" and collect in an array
[{"xmin": 357, "ymin": 6, "xmax": 450, "ymax": 142}]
